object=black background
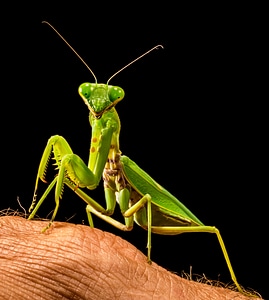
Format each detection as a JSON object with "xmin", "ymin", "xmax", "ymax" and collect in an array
[{"xmin": 2, "ymin": 3, "xmax": 267, "ymax": 299}]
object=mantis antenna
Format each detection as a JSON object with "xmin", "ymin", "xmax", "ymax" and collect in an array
[
  {"xmin": 42, "ymin": 21, "xmax": 98, "ymax": 84},
  {"xmin": 42, "ymin": 21, "xmax": 164, "ymax": 85},
  {"xmin": 106, "ymin": 44, "xmax": 164, "ymax": 84}
]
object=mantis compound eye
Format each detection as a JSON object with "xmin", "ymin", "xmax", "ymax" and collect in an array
[
  {"xmin": 108, "ymin": 86, "xmax": 125, "ymax": 103},
  {"xmin": 79, "ymin": 82, "xmax": 92, "ymax": 98}
]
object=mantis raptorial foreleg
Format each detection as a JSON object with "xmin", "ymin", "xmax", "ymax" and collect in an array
[{"xmin": 29, "ymin": 133, "xmax": 113, "ymax": 230}]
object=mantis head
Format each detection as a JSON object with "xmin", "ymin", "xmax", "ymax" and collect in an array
[{"xmin": 78, "ymin": 83, "xmax": 125, "ymax": 118}]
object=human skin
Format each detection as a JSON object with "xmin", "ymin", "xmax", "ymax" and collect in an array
[{"xmin": 0, "ymin": 216, "xmax": 261, "ymax": 299}]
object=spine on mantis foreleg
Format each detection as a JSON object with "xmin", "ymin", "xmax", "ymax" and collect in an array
[{"xmin": 30, "ymin": 135, "xmax": 73, "ymax": 212}]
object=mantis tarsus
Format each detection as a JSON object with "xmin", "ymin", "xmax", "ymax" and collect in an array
[{"xmin": 28, "ymin": 21, "xmax": 253, "ymax": 297}]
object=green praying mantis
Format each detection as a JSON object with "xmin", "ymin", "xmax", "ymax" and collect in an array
[{"xmin": 28, "ymin": 21, "xmax": 252, "ymax": 297}]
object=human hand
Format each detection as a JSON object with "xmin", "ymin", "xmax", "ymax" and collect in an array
[{"xmin": 0, "ymin": 216, "xmax": 261, "ymax": 299}]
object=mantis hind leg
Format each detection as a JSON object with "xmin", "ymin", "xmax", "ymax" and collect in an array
[{"xmin": 150, "ymin": 225, "xmax": 244, "ymax": 294}]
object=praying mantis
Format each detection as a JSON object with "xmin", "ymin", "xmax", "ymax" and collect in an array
[{"xmin": 28, "ymin": 21, "xmax": 251, "ymax": 297}]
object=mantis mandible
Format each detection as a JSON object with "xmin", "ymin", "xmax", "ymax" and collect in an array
[{"xmin": 28, "ymin": 21, "xmax": 250, "ymax": 296}]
